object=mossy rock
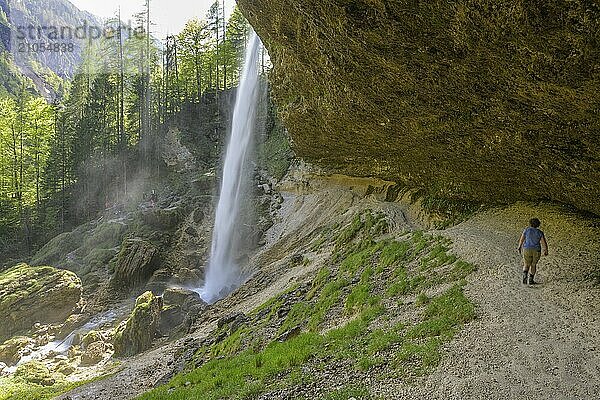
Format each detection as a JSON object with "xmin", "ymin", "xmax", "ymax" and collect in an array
[
  {"xmin": 111, "ymin": 239, "xmax": 160, "ymax": 289},
  {"xmin": 55, "ymin": 360, "xmax": 76, "ymax": 376},
  {"xmin": 80, "ymin": 341, "xmax": 107, "ymax": 366},
  {"xmin": 140, "ymin": 207, "xmax": 182, "ymax": 230},
  {"xmin": 30, "ymin": 230, "xmax": 83, "ymax": 271},
  {"xmin": 113, "ymin": 291, "xmax": 163, "ymax": 357},
  {"xmin": 0, "ymin": 264, "xmax": 82, "ymax": 342},
  {"xmin": 31, "ymin": 221, "xmax": 126, "ymax": 276},
  {"xmin": 81, "ymin": 330, "xmax": 103, "ymax": 350},
  {"xmin": 14, "ymin": 360, "xmax": 56, "ymax": 386},
  {"xmin": 0, "ymin": 336, "xmax": 33, "ymax": 365}
]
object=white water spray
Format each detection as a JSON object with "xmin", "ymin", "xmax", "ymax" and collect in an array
[{"xmin": 199, "ymin": 32, "xmax": 261, "ymax": 303}]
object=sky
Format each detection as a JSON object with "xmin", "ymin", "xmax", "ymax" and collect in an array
[{"xmin": 69, "ymin": 0, "xmax": 236, "ymax": 39}]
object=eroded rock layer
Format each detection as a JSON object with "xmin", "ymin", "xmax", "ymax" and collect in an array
[{"xmin": 238, "ymin": 0, "xmax": 600, "ymax": 214}]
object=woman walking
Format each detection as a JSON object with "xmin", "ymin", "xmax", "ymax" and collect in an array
[{"xmin": 517, "ymin": 218, "xmax": 549, "ymax": 285}]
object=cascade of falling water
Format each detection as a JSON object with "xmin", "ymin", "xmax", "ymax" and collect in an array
[{"xmin": 199, "ymin": 32, "xmax": 261, "ymax": 303}]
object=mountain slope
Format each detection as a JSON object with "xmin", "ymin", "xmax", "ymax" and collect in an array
[{"xmin": 0, "ymin": 0, "xmax": 102, "ymax": 97}]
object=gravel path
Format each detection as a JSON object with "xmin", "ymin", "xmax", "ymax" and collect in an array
[{"xmin": 381, "ymin": 202, "xmax": 600, "ymax": 400}]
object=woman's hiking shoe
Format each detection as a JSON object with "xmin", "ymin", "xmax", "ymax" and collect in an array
[
  {"xmin": 528, "ymin": 274, "xmax": 537, "ymax": 285},
  {"xmin": 522, "ymin": 271, "xmax": 528, "ymax": 284}
]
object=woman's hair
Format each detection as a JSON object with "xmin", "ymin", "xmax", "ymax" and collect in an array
[{"xmin": 529, "ymin": 218, "xmax": 541, "ymax": 228}]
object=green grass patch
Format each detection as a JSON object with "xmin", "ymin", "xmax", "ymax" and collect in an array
[
  {"xmin": 323, "ymin": 385, "xmax": 372, "ymax": 400},
  {"xmin": 0, "ymin": 374, "xmax": 105, "ymax": 400}
]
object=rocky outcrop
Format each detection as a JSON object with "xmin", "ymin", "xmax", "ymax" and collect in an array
[
  {"xmin": 239, "ymin": 0, "xmax": 600, "ymax": 215},
  {"xmin": 0, "ymin": 264, "xmax": 82, "ymax": 342},
  {"xmin": 141, "ymin": 207, "xmax": 182, "ymax": 230},
  {"xmin": 113, "ymin": 291, "xmax": 163, "ymax": 357},
  {"xmin": 111, "ymin": 239, "xmax": 160, "ymax": 289}
]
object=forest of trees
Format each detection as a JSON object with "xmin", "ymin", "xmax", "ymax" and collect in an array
[{"xmin": 0, "ymin": 2, "xmax": 254, "ymax": 260}]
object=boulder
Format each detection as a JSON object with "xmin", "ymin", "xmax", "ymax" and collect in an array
[
  {"xmin": 217, "ymin": 312, "xmax": 249, "ymax": 333},
  {"xmin": 58, "ymin": 314, "xmax": 84, "ymax": 340},
  {"xmin": 159, "ymin": 288, "xmax": 207, "ymax": 336},
  {"xmin": 81, "ymin": 330, "xmax": 103, "ymax": 350},
  {"xmin": 0, "ymin": 264, "xmax": 82, "ymax": 342},
  {"xmin": 31, "ymin": 221, "xmax": 125, "ymax": 276},
  {"xmin": 158, "ymin": 305, "xmax": 185, "ymax": 336},
  {"xmin": 162, "ymin": 288, "xmax": 202, "ymax": 309},
  {"xmin": 80, "ymin": 341, "xmax": 107, "ymax": 366},
  {"xmin": 146, "ymin": 269, "xmax": 173, "ymax": 295},
  {"xmin": 113, "ymin": 291, "xmax": 163, "ymax": 357},
  {"xmin": 111, "ymin": 239, "xmax": 160, "ymax": 289},
  {"xmin": 55, "ymin": 360, "xmax": 76, "ymax": 376},
  {"xmin": 0, "ymin": 336, "xmax": 33, "ymax": 365}
]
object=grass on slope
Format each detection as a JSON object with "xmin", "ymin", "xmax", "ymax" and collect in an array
[
  {"xmin": 138, "ymin": 210, "xmax": 477, "ymax": 399},
  {"xmin": 0, "ymin": 376, "xmax": 94, "ymax": 400}
]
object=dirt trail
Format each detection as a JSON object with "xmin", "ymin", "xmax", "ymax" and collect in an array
[{"xmin": 383, "ymin": 202, "xmax": 600, "ymax": 400}]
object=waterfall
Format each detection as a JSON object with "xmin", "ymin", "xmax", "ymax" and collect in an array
[{"xmin": 199, "ymin": 32, "xmax": 261, "ymax": 304}]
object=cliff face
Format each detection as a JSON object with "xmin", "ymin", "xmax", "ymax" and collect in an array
[{"xmin": 238, "ymin": 0, "xmax": 600, "ymax": 214}]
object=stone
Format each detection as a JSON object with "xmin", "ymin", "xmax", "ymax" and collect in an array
[
  {"xmin": 113, "ymin": 291, "xmax": 163, "ymax": 357},
  {"xmin": 68, "ymin": 345, "xmax": 81, "ymax": 359},
  {"xmin": 160, "ymin": 288, "xmax": 207, "ymax": 336},
  {"xmin": 80, "ymin": 341, "xmax": 107, "ymax": 366},
  {"xmin": 31, "ymin": 221, "xmax": 126, "ymax": 277},
  {"xmin": 55, "ymin": 360, "xmax": 76, "ymax": 376},
  {"xmin": 162, "ymin": 288, "xmax": 202, "ymax": 309},
  {"xmin": 173, "ymin": 269, "xmax": 201, "ymax": 287},
  {"xmin": 181, "ymin": 303, "xmax": 207, "ymax": 332},
  {"xmin": 58, "ymin": 314, "xmax": 84, "ymax": 340},
  {"xmin": 81, "ymin": 330, "xmax": 103, "ymax": 350},
  {"xmin": 158, "ymin": 305, "xmax": 184, "ymax": 336},
  {"xmin": 111, "ymin": 239, "xmax": 160, "ymax": 289},
  {"xmin": 146, "ymin": 269, "xmax": 173, "ymax": 295},
  {"xmin": 184, "ymin": 226, "xmax": 198, "ymax": 237},
  {"xmin": 141, "ymin": 207, "xmax": 182, "ymax": 230},
  {"xmin": 0, "ymin": 264, "xmax": 82, "ymax": 342},
  {"xmin": 277, "ymin": 326, "xmax": 301, "ymax": 342},
  {"xmin": 0, "ymin": 336, "xmax": 33, "ymax": 365},
  {"xmin": 217, "ymin": 312, "xmax": 249, "ymax": 333}
]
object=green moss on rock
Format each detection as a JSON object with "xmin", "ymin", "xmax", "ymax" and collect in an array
[
  {"xmin": 14, "ymin": 361, "xmax": 55, "ymax": 386},
  {"xmin": 113, "ymin": 291, "xmax": 163, "ymax": 357},
  {"xmin": 0, "ymin": 264, "xmax": 82, "ymax": 342},
  {"xmin": 0, "ymin": 336, "xmax": 32, "ymax": 365},
  {"xmin": 111, "ymin": 239, "xmax": 160, "ymax": 289}
]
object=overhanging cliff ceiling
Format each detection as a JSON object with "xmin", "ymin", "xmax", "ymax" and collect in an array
[{"xmin": 239, "ymin": 0, "xmax": 600, "ymax": 214}]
